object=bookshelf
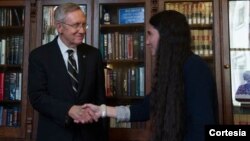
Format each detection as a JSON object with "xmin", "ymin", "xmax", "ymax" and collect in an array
[
  {"xmin": 0, "ymin": 0, "xmax": 240, "ymax": 140},
  {"xmin": 93, "ymin": 0, "xmax": 151, "ymax": 140},
  {"xmin": 160, "ymin": 1, "xmax": 214, "ymax": 65},
  {"xmin": 158, "ymin": 0, "xmax": 223, "ymax": 123},
  {"xmin": 0, "ymin": 0, "xmax": 30, "ymax": 140}
]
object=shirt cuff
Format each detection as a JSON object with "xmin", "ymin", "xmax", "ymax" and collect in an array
[{"xmin": 115, "ymin": 105, "xmax": 130, "ymax": 122}]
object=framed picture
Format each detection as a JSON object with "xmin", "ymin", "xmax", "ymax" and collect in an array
[
  {"xmin": 118, "ymin": 7, "xmax": 144, "ymax": 24},
  {"xmin": 235, "ymin": 71, "xmax": 250, "ymax": 102}
]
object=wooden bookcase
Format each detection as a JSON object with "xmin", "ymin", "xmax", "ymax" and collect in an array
[
  {"xmin": 93, "ymin": 0, "xmax": 152, "ymax": 141},
  {"xmin": 1, "ymin": 0, "xmax": 240, "ymax": 140},
  {"xmin": 159, "ymin": 0, "xmax": 215, "ymax": 67},
  {"xmin": 0, "ymin": 0, "xmax": 30, "ymax": 140}
]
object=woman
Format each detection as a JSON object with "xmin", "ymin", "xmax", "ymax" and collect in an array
[{"xmin": 84, "ymin": 10, "xmax": 218, "ymax": 141}]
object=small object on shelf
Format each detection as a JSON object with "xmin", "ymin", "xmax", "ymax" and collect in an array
[
  {"xmin": 103, "ymin": 12, "xmax": 111, "ymax": 25},
  {"xmin": 101, "ymin": 7, "xmax": 111, "ymax": 25}
]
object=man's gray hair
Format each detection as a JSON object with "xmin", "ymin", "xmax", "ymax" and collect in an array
[{"xmin": 54, "ymin": 3, "xmax": 82, "ymax": 22}]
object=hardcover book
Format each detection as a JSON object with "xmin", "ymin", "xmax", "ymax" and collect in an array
[{"xmin": 118, "ymin": 7, "xmax": 144, "ymax": 24}]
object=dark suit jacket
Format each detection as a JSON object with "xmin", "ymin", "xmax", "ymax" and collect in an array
[{"xmin": 28, "ymin": 37, "xmax": 107, "ymax": 141}]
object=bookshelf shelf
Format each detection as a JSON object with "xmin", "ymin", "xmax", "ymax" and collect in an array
[
  {"xmin": 190, "ymin": 24, "xmax": 213, "ymax": 29},
  {"xmin": 201, "ymin": 56, "xmax": 213, "ymax": 61},
  {"xmin": 100, "ymin": 24, "xmax": 144, "ymax": 32},
  {"xmin": 101, "ymin": 23, "xmax": 144, "ymax": 28},
  {"xmin": 107, "ymin": 96, "xmax": 144, "ymax": 106},
  {"xmin": 0, "ymin": 27, "xmax": 24, "ymax": 33},
  {"xmin": 0, "ymin": 100, "xmax": 21, "ymax": 105},
  {"xmin": 105, "ymin": 60, "xmax": 144, "ymax": 64},
  {"xmin": 0, "ymin": 65, "xmax": 22, "ymax": 72}
]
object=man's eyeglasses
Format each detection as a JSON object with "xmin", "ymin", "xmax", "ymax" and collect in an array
[{"xmin": 61, "ymin": 22, "xmax": 88, "ymax": 30}]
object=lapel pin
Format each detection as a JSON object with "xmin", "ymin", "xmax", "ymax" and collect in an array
[{"xmin": 82, "ymin": 55, "xmax": 86, "ymax": 58}]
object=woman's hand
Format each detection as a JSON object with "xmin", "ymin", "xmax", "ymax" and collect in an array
[{"xmin": 82, "ymin": 104, "xmax": 102, "ymax": 119}]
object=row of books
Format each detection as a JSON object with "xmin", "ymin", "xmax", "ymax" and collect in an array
[
  {"xmin": 234, "ymin": 114, "xmax": 250, "ymax": 125},
  {"xmin": 0, "ymin": 8, "xmax": 24, "ymax": 26},
  {"xmin": 100, "ymin": 32, "xmax": 144, "ymax": 61},
  {"xmin": 191, "ymin": 29, "xmax": 213, "ymax": 57},
  {"xmin": 165, "ymin": 2, "xmax": 213, "ymax": 25},
  {"xmin": 0, "ymin": 106, "xmax": 20, "ymax": 127},
  {"xmin": 110, "ymin": 118, "xmax": 146, "ymax": 128},
  {"xmin": 233, "ymin": 106, "xmax": 250, "ymax": 125},
  {"xmin": 0, "ymin": 36, "xmax": 24, "ymax": 65},
  {"xmin": 104, "ymin": 66, "xmax": 144, "ymax": 97},
  {"xmin": 0, "ymin": 72, "xmax": 22, "ymax": 101}
]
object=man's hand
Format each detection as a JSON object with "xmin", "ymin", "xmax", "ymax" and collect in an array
[
  {"xmin": 68, "ymin": 105, "xmax": 97, "ymax": 124},
  {"xmin": 82, "ymin": 104, "xmax": 102, "ymax": 119}
]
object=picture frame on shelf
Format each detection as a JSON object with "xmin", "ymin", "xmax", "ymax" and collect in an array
[
  {"xmin": 118, "ymin": 7, "xmax": 144, "ymax": 24},
  {"xmin": 235, "ymin": 70, "xmax": 250, "ymax": 102}
]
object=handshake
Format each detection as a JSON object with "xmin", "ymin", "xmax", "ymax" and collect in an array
[{"xmin": 68, "ymin": 104, "xmax": 109, "ymax": 124}]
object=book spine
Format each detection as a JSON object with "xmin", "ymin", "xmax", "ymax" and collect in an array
[
  {"xmin": 1, "ymin": 39, "xmax": 6, "ymax": 64},
  {"xmin": 0, "ymin": 106, "xmax": 3, "ymax": 126},
  {"xmin": 0, "ymin": 73, "xmax": 4, "ymax": 101},
  {"xmin": 139, "ymin": 67, "xmax": 144, "ymax": 96}
]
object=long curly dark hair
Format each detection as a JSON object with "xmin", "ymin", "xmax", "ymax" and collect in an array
[{"xmin": 150, "ymin": 10, "xmax": 192, "ymax": 141}]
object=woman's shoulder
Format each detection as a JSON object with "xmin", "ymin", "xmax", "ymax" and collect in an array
[
  {"xmin": 185, "ymin": 54, "xmax": 207, "ymax": 66},
  {"xmin": 183, "ymin": 54, "xmax": 215, "ymax": 83},
  {"xmin": 184, "ymin": 54, "xmax": 211, "ymax": 73}
]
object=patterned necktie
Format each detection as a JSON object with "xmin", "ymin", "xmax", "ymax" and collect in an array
[{"xmin": 67, "ymin": 50, "xmax": 78, "ymax": 93}]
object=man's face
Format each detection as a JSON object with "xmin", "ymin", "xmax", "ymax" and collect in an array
[
  {"xmin": 146, "ymin": 24, "xmax": 159, "ymax": 56},
  {"xmin": 57, "ymin": 9, "xmax": 87, "ymax": 48}
]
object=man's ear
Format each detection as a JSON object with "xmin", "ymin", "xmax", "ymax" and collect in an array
[{"xmin": 55, "ymin": 22, "xmax": 63, "ymax": 34}]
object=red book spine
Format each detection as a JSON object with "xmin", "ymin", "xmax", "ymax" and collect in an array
[{"xmin": 0, "ymin": 73, "xmax": 4, "ymax": 101}]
